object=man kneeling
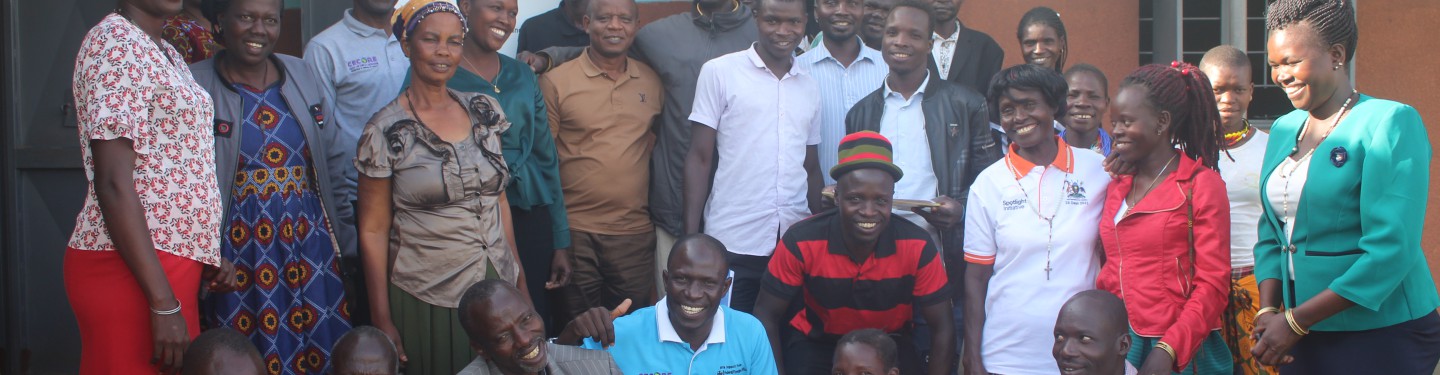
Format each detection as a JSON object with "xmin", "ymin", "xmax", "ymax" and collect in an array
[
  {"xmin": 1053, "ymin": 290, "xmax": 1137, "ymax": 375},
  {"xmin": 457, "ymin": 280, "xmax": 621, "ymax": 374},
  {"xmin": 755, "ymin": 131, "xmax": 954, "ymax": 375},
  {"xmin": 557, "ymin": 234, "xmax": 778, "ymax": 374}
]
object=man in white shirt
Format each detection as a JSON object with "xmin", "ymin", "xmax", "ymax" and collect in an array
[
  {"xmin": 1200, "ymin": 44, "xmax": 1272, "ymax": 374},
  {"xmin": 1053, "ymin": 290, "xmax": 1140, "ymax": 375},
  {"xmin": 302, "ymin": 0, "xmax": 405, "ymax": 326},
  {"xmin": 797, "ymin": 0, "xmax": 888, "ymax": 185},
  {"xmin": 841, "ymin": 1, "xmax": 1001, "ymax": 367},
  {"xmin": 684, "ymin": 0, "xmax": 823, "ymax": 314},
  {"xmin": 926, "ymin": 0, "xmax": 1003, "ymax": 92}
]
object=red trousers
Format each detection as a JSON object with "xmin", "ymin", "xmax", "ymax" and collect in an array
[{"xmin": 64, "ymin": 247, "xmax": 201, "ymax": 374}]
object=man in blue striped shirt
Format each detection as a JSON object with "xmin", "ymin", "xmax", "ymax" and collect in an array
[{"xmin": 797, "ymin": 0, "xmax": 890, "ymax": 186}]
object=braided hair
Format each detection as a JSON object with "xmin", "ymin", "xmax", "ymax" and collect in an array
[
  {"xmin": 1265, "ymin": 0, "xmax": 1358, "ymax": 64},
  {"xmin": 1120, "ymin": 62, "xmax": 1224, "ymax": 170},
  {"xmin": 1016, "ymin": 6, "xmax": 1067, "ymax": 72}
]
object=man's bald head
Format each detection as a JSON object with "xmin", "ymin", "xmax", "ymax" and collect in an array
[
  {"xmin": 1053, "ymin": 290, "xmax": 1130, "ymax": 375},
  {"xmin": 668, "ymin": 234, "xmax": 729, "ymax": 273},
  {"xmin": 1059, "ymin": 290, "xmax": 1127, "ymax": 333},
  {"xmin": 332, "ymin": 326, "xmax": 400, "ymax": 375}
]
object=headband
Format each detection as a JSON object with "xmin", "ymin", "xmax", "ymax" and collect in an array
[{"xmin": 393, "ymin": 0, "xmax": 469, "ymax": 43}]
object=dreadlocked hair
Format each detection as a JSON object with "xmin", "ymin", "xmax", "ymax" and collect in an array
[
  {"xmin": 1016, "ymin": 6, "xmax": 1067, "ymax": 72},
  {"xmin": 1121, "ymin": 62, "xmax": 1224, "ymax": 171},
  {"xmin": 1266, "ymin": 0, "xmax": 1358, "ymax": 64}
]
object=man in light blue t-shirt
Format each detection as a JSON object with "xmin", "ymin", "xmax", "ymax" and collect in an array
[{"xmin": 557, "ymin": 234, "xmax": 778, "ymax": 375}]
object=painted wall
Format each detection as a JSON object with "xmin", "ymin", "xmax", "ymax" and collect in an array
[
  {"xmin": 1354, "ymin": 0, "xmax": 1440, "ymax": 281},
  {"xmin": 962, "ymin": 0, "xmax": 1140, "ymax": 109}
]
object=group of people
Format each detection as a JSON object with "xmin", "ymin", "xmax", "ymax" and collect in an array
[{"xmin": 65, "ymin": 0, "xmax": 1440, "ymax": 374}]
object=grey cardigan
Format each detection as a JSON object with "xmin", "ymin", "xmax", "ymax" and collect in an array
[{"xmin": 190, "ymin": 53, "xmax": 359, "ymax": 258}]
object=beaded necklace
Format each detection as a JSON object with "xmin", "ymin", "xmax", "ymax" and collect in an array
[
  {"xmin": 1003, "ymin": 146, "xmax": 1071, "ymax": 280},
  {"xmin": 1278, "ymin": 90, "xmax": 1356, "ymax": 280},
  {"xmin": 1222, "ymin": 120, "xmax": 1252, "ymax": 148}
]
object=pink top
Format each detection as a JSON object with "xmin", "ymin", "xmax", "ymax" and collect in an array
[{"xmin": 69, "ymin": 13, "xmax": 220, "ymax": 266}]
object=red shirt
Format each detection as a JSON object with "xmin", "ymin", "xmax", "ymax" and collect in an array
[
  {"xmin": 762, "ymin": 211, "xmax": 949, "ymax": 340},
  {"xmin": 1098, "ymin": 155, "xmax": 1231, "ymax": 371}
]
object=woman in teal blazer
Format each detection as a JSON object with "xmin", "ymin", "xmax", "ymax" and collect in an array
[{"xmin": 1250, "ymin": 1, "xmax": 1440, "ymax": 373}]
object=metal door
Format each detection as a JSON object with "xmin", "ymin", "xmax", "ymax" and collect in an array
[{"xmin": 2, "ymin": 0, "xmax": 116, "ymax": 373}]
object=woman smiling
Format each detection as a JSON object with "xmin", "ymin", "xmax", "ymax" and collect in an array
[
  {"xmin": 355, "ymin": 1, "xmax": 525, "ymax": 373},
  {"xmin": 1249, "ymin": 0, "xmax": 1440, "ymax": 372},
  {"xmin": 1098, "ymin": 62, "xmax": 1231, "ymax": 374},
  {"xmin": 189, "ymin": 0, "xmax": 356, "ymax": 372}
]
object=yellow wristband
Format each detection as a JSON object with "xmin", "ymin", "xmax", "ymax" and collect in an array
[
  {"xmin": 1285, "ymin": 310, "xmax": 1310, "ymax": 336},
  {"xmin": 1255, "ymin": 306, "xmax": 1280, "ymax": 321},
  {"xmin": 1154, "ymin": 341, "xmax": 1176, "ymax": 360}
]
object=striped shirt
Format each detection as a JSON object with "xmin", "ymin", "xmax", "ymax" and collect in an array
[
  {"xmin": 796, "ymin": 38, "xmax": 889, "ymax": 185},
  {"xmin": 761, "ymin": 210, "xmax": 949, "ymax": 339}
]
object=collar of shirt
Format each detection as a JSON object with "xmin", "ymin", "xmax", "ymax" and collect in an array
[
  {"xmin": 1004, "ymin": 136, "xmax": 1076, "ymax": 179},
  {"xmin": 882, "ymin": 71, "xmax": 930, "ymax": 106},
  {"xmin": 807, "ymin": 36, "xmax": 883, "ymax": 68},
  {"xmin": 933, "ymin": 20, "xmax": 961, "ymax": 44},
  {"xmin": 655, "ymin": 297, "xmax": 727, "ymax": 348},
  {"xmin": 579, "ymin": 47, "xmax": 641, "ymax": 80},
  {"xmin": 824, "ymin": 211, "xmax": 900, "ymax": 257},
  {"xmin": 341, "ymin": 8, "xmax": 389, "ymax": 38},
  {"xmin": 745, "ymin": 43, "xmax": 805, "ymax": 80}
]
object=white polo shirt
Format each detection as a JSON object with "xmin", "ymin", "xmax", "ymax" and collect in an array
[
  {"xmin": 1218, "ymin": 131, "xmax": 1270, "ymax": 269},
  {"xmin": 963, "ymin": 138, "xmax": 1110, "ymax": 375},
  {"xmin": 689, "ymin": 45, "xmax": 822, "ymax": 256},
  {"xmin": 880, "ymin": 73, "xmax": 941, "ymax": 235}
]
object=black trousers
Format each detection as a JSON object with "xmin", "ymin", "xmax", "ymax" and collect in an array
[
  {"xmin": 1281, "ymin": 310, "xmax": 1440, "ymax": 374},
  {"xmin": 725, "ymin": 252, "xmax": 771, "ymax": 313},
  {"xmin": 512, "ymin": 204, "xmax": 558, "ymax": 336}
]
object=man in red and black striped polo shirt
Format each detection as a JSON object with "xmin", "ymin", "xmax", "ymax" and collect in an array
[{"xmin": 755, "ymin": 131, "xmax": 954, "ymax": 375}]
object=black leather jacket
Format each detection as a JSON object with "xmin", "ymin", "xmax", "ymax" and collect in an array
[{"xmin": 844, "ymin": 77, "xmax": 1002, "ymax": 292}]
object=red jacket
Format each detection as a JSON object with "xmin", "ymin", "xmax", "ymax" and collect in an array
[{"xmin": 1097, "ymin": 155, "xmax": 1231, "ymax": 371}]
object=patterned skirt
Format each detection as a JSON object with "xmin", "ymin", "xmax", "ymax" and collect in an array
[{"xmin": 1222, "ymin": 271, "xmax": 1276, "ymax": 375}]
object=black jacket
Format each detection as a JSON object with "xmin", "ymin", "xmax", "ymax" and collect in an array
[
  {"xmin": 844, "ymin": 77, "xmax": 1002, "ymax": 292},
  {"xmin": 928, "ymin": 21, "xmax": 1006, "ymax": 93}
]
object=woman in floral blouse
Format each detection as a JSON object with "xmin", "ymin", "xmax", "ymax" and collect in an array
[{"xmin": 66, "ymin": 0, "xmax": 236, "ymax": 373}]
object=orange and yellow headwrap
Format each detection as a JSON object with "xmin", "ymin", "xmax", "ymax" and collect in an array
[{"xmin": 392, "ymin": 0, "xmax": 469, "ymax": 43}]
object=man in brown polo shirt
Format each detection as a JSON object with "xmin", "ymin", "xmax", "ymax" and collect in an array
[{"xmin": 539, "ymin": 0, "xmax": 664, "ymax": 322}]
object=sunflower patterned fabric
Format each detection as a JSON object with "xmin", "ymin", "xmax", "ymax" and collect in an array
[{"xmin": 205, "ymin": 82, "xmax": 352, "ymax": 375}]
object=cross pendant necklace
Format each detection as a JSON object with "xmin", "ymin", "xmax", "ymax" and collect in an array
[
  {"xmin": 1006, "ymin": 156, "xmax": 1064, "ymax": 281},
  {"xmin": 1043, "ymin": 219, "xmax": 1054, "ymax": 280}
]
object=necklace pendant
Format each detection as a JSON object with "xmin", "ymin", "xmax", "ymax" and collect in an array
[
  {"xmin": 494, "ymin": 85, "xmax": 501, "ymax": 94},
  {"xmin": 1045, "ymin": 265, "xmax": 1052, "ymax": 280}
]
